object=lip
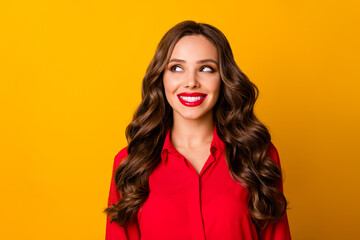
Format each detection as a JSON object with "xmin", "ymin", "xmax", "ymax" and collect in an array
[
  {"xmin": 178, "ymin": 92, "xmax": 206, "ymax": 97},
  {"xmin": 177, "ymin": 92, "xmax": 207, "ymax": 107}
]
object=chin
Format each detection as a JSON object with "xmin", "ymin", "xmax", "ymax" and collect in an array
[{"xmin": 179, "ymin": 110, "xmax": 212, "ymax": 121}]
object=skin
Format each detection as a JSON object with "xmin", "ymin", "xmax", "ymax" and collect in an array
[{"xmin": 162, "ymin": 34, "xmax": 221, "ymax": 175}]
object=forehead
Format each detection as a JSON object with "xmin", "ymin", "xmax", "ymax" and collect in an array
[{"xmin": 170, "ymin": 35, "xmax": 218, "ymax": 61}]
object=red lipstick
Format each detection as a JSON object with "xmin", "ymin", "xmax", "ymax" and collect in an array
[{"xmin": 177, "ymin": 92, "xmax": 207, "ymax": 107}]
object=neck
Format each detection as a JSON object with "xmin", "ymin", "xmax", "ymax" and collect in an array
[{"xmin": 171, "ymin": 111, "xmax": 214, "ymax": 149}]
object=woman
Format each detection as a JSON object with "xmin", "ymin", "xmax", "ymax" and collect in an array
[{"xmin": 104, "ymin": 20, "xmax": 291, "ymax": 240}]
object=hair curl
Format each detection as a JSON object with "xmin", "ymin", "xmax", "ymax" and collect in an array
[{"xmin": 104, "ymin": 20, "xmax": 287, "ymax": 229}]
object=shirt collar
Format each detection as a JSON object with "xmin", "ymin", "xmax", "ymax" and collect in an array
[{"xmin": 161, "ymin": 125, "xmax": 225, "ymax": 164}]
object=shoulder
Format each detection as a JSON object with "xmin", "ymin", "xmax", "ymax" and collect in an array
[
  {"xmin": 267, "ymin": 141, "xmax": 281, "ymax": 167},
  {"xmin": 112, "ymin": 146, "xmax": 129, "ymax": 171}
]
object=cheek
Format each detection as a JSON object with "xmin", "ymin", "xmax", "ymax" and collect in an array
[
  {"xmin": 163, "ymin": 78, "xmax": 176, "ymax": 104},
  {"xmin": 209, "ymin": 78, "xmax": 221, "ymax": 96},
  {"xmin": 210, "ymin": 80, "xmax": 221, "ymax": 104},
  {"xmin": 163, "ymin": 76, "xmax": 178, "ymax": 94}
]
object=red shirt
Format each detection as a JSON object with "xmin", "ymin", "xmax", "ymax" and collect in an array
[{"xmin": 106, "ymin": 125, "xmax": 291, "ymax": 239}]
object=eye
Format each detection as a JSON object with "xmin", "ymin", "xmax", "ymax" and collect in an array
[
  {"xmin": 169, "ymin": 65, "xmax": 183, "ymax": 72},
  {"xmin": 201, "ymin": 65, "xmax": 215, "ymax": 72}
]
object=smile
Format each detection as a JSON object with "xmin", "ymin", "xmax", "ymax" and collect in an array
[
  {"xmin": 179, "ymin": 96, "xmax": 205, "ymax": 102},
  {"xmin": 177, "ymin": 93, "xmax": 207, "ymax": 107}
]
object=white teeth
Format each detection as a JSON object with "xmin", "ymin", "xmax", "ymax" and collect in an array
[{"xmin": 179, "ymin": 95, "xmax": 204, "ymax": 102}]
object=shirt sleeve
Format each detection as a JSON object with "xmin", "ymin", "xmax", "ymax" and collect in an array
[
  {"xmin": 259, "ymin": 142, "xmax": 291, "ymax": 240},
  {"xmin": 105, "ymin": 147, "xmax": 141, "ymax": 240}
]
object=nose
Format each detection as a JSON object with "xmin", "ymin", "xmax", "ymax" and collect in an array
[{"xmin": 185, "ymin": 71, "xmax": 199, "ymax": 88}]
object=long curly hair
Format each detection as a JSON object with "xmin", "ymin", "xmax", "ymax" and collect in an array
[{"xmin": 104, "ymin": 20, "xmax": 287, "ymax": 229}]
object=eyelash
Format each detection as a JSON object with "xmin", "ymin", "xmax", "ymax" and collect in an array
[{"xmin": 169, "ymin": 65, "xmax": 215, "ymax": 73}]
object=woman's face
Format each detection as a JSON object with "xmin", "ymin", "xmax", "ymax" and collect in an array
[{"xmin": 163, "ymin": 34, "xmax": 221, "ymax": 121}]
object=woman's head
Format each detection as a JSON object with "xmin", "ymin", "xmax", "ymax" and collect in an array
[
  {"xmin": 163, "ymin": 34, "xmax": 221, "ymax": 122},
  {"xmin": 141, "ymin": 20, "xmax": 258, "ymax": 129}
]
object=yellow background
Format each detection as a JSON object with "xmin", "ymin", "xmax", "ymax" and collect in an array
[{"xmin": 1, "ymin": 0, "xmax": 359, "ymax": 239}]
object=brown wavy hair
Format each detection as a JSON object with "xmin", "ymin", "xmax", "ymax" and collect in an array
[{"xmin": 104, "ymin": 20, "xmax": 287, "ymax": 229}]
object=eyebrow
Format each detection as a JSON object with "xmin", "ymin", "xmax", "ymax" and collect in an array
[{"xmin": 168, "ymin": 58, "xmax": 218, "ymax": 65}]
